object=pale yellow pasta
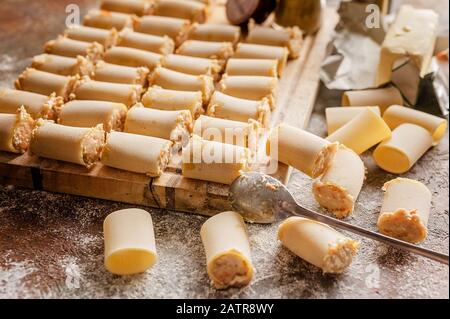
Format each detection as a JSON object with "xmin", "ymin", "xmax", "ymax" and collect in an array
[
  {"xmin": 84, "ymin": 9, "xmax": 134, "ymax": 30},
  {"xmin": 188, "ymin": 23, "xmax": 241, "ymax": 44},
  {"xmin": 31, "ymin": 54, "xmax": 94, "ymax": 77},
  {"xmin": 161, "ymin": 54, "xmax": 222, "ymax": 78},
  {"xmin": 64, "ymin": 25, "xmax": 118, "ymax": 49},
  {"xmin": 342, "ymin": 86, "xmax": 403, "ymax": 114},
  {"xmin": 225, "ymin": 58, "xmax": 278, "ymax": 77},
  {"xmin": 0, "ymin": 107, "xmax": 35, "ymax": 154},
  {"xmin": 100, "ymin": 0, "xmax": 154, "ymax": 16},
  {"xmin": 44, "ymin": 36, "xmax": 104, "ymax": 62},
  {"xmin": 234, "ymin": 43, "xmax": 289, "ymax": 76},
  {"xmin": 104, "ymin": 46, "xmax": 162, "ymax": 70},
  {"xmin": 133, "ymin": 15, "xmax": 191, "ymax": 45},
  {"xmin": 176, "ymin": 40, "xmax": 234, "ymax": 62},
  {"xmin": 93, "ymin": 61, "xmax": 149, "ymax": 86},
  {"xmin": 325, "ymin": 106, "xmax": 381, "ymax": 135},
  {"xmin": 118, "ymin": 28, "xmax": 175, "ymax": 55},
  {"xmin": 153, "ymin": 0, "xmax": 207, "ymax": 23}
]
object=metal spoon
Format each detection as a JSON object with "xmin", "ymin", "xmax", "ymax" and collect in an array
[{"xmin": 230, "ymin": 172, "xmax": 449, "ymax": 265}]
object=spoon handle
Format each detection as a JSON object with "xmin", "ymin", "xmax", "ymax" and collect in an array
[{"xmin": 282, "ymin": 202, "xmax": 449, "ymax": 265}]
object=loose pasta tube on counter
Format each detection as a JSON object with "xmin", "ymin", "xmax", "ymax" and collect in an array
[
  {"xmin": 0, "ymin": 107, "xmax": 35, "ymax": 154},
  {"xmin": 104, "ymin": 46, "xmax": 162, "ymax": 70},
  {"xmin": 71, "ymin": 78, "xmax": 143, "ymax": 107},
  {"xmin": 225, "ymin": 58, "xmax": 278, "ymax": 77},
  {"xmin": 200, "ymin": 212, "xmax": 254, "ymax": 289},
  {"xmin": 100, "ymin": 0, "xmax": 154, "ymax": 16},
  {"xmin": 234, "ymin": 43, "xmax": 289, "ymax": 76},
  {"xmin": 342, "ymin": 86, "xmax": 403, "ymax": 114},
  {"xmin": 278, "ymin": 217, "xmax": 359, "ymax": 274},
  {"xmin": 383, "ymin": 105, "xmax": 448, "ymax": 145},
  {"xmin": 142, "ymin": 86, "xmax": 204, "ymax": 118},
  {"xmin": 133, "ymin": 15, "xmax": 191, "ymax": 45},
  {"xmin": 83, "ymin": 10, "xmax": 134, "ymax": 30},
  {"xmin": 313, "ymin": 145, "xmax": 365, "ymax": 218},
  {"xmin": 15, "ymin": 68, "xmax": 78, "ymax": 101},
  {"xmin": 44, "ymin": 36, "xmax": 104, "ymax": 62},
  {"xmin": 182, "ymin": 135, "xmax": 251, "ymax": 185},
  {"xmin": 64, "ymin": 25, "xmax": 118, "ymax": 49},
  {"xmin": 187, "ymin": 23, "xmax": 241, "ymax": 44},
  {"xmin": 373, "ymin": 124, "xmax": 433, "ymax": 174},
  {"xmin": 325, "ymin": 106, "xmax": 381, "ymax": 135},
  {"xmin": 161, "ymin": 54, "xmax": 222, "ymax": 78},
  {"xmin": 104, "ymin": 209, "xmax": 158, "ymax": 276},
  {"xmin": 125, "ymin": 103, "xmax": 192, "ymax": 142},
  {"xmin": 207, "ymin": 92, "xmax": 271, "ymax": 127},
  {"xmin": 118, "ymin": 28, "xmax": 174, "ymax": 55},
  {"xmin": 153, "ymin": 0, "xmax": 207, "ymax": 23},
  {"xmin": 0, "ymin": 88, "xmax": 63, "ymax": 120},
  {"xmin": 58, "ymin": 100, "xmax": 128, "ymax": 132},
  {"xmin": 30, "ymin": 120, "xmax": 105, "ymax": 168},
  {"xmin": 176, "ymin": 40, "xmax": 234, "ymax": 62},
  {"xmin": 326, "ymin": 109, "xmax": 391, "ymax": 155},
  {"xmin": 267, "ymin": 124, "xmax": 338, "ymax": 178},
  {"xmin": 149, "ymin": 67, "xmax": 214, "ymax": 103},
  {"xmin": 93, "ymin": 61, "xmax": 149, "ymax": 86},
  {"xmin": 101, "ymin": 131, "xmax": 172, "ymax": 176},
  {"xmin": 377, "ymin": 178, "xmax": 432, "ymax": 244},
  {"xmin": 31, "ymin": 54, "xmax": 94, "ymax": 77}
]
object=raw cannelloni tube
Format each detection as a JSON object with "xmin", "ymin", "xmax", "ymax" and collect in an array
[
  {"xmin": 182, "ymin": 135, "xmax": 251, "ymax": 185},
  {"xmin": 326, "ymin": 109, "xmax": 392, "ymax": 155},
  {"xmin": 325, "ymin": 106, "xmax": 381, "ymax": 135},
  {"xmin": 58, "ymin": 100, "xmax": 128, "ymax": 132},
  {"xmin": 373, "ymin": 124, "xmax": 433, "ymax": 174},
  {"xmin": 176, "ymin": 40, "xmax": 234, "ymax": 62},
  {"xmin": 234, "ymin": 43, "xmax": 289, "ymax": 76},
  {"xmin": 0, "ymin": 107, "xmax": 35, "ymax": 154},
  {"xmin": 118, "ymin": 28, "xmax": 175, "ymax": 55},
  {"xmin": 64, "ymin": 25, "xmax": 119, "ymax": 49},
  {"xmin": 30, "ymin": 120, "xmax": 105, "ymax": 168},
  {"xmin": 0, "ymin": 88, "xmax": 63, "ymax": 120},
  {"xmin": 225, "ymin": 58, "xmax": 279, "ymax": 77},
  {"xmin": 187, "ymin": 23, "xmax": 241, "ymax": 44},
  {"xmin": 71, "ymin": 77, "xmax": 143, "ymax": 107},
  {"xmin": 93, "ymin": 61, "xmax": 149, "ymax": 86},
  {"xmin": 383, "ymin": 105, "xmax": 448, "ymax": 145},
  {"xmin": 200, "ymin": 211, "xmax": 254, "ymax": 289},
  {"xmin": 142, "ymin": 86, "xmax": 204, "ymax": 118},
  {"xmin": 149, "ymin": 67, "xmax": 214, "ymax": 103},
  {"xmin": 377, "ymin": 178, "xmax": 432, "ymax": 244},
  {"xmin": 100, "ymin": 0, "xmax": 154, "ymax": 16},
  {"xmin": 125, "ymin": 103, "xmax": 192, "ymax": 142},
  {"xmin": 207, "ymin": 92, "xmax": 271, "ymax": 127},
  {"xmin": 267, "ymin": 124, "xmax": 338, "ymax": 178},
  {"xmin": 103, "ymin": 209, "xmax": 158, "ymax": 275},
  {"xmin": 44, "ymin": 36, "xmax": 104, "ymax": 62},
  {"xmin": 153, "ymin": 0, "xmax": 207, "ymax": 23},
  {"xmin": 342, "ymin": 86, "xmax": 403, "ymax": 114},
  {"xmin": 161, "ymin": 54, "xmax": 222, "ymax": 78},
  {"xmin": 133, "ymin": 15, "xmax": 191, "ymax": 45},
  {"xmin": 83, "ymin": 10, "xmax": 134, "ymax": 30},
  {"xmin": 101, "ymin": 131, "xmax": 172, "ymax": 176},
  {"xmin": 104, "ymin": 46, "xmax": 162, "ymax": 70},
  {"xmin": 15, "ymin": 68, "xmax": 78, "ymax": 101},
  {"xmin": 313, "ymin": 145, "xmax": 366, "ymax": 218},
  {"xmin": 31, "ymin": 54, "xmax": 94, "ymax": 77},
  {"xmin": 278, "ymin": 217, "xmax": 359, "ymax": 274}
]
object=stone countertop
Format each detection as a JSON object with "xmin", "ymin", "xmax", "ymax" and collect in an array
[{"xmin": 0, "ymin": 0, "xmax": 448, "ymax": 299}]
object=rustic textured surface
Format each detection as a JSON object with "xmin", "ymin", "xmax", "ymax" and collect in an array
[{"xmin": 0, "ymin": 0, "xmax": 448, "ymax": 299}]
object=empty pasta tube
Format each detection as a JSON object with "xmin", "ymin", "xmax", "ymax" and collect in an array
[
  {"xmin": 153, "ymin": 0, "xmax": 207, "ymax": 23},
  {"xmin": 325, "ymin": 106, "xmax": 381, "ymax": 135},
  {"xmin": 93, "ymin": 61, "xmax": 149, "ymax": 86},
  {"xmin": 161, "ymin": 54, "xmax": 222, "ymax": 78},
  {"xmin": 100, "ymin": 0, "xmax": 154, "ymax": 16},
  {"xmin": 342, "ymin": 86, "xmax": 403, "ymax": 114},
  {"xmin": 44, "ymin": 36, "xmax": 104, "ymax": 62},
  {"xmin": 187, "ymin": 23, "xmax": 241, "ymax": 44},
  {"xmin": 225, "ymin": 58, "xmax": 279, "ymax": 77},
  {"xmin": 176, "ymin": 40, "xmax": 234, "ymax": 62},
  {"xmin": 118, "ymin": 28, "xmax": 174, "ymax": 55},
  {"xmin": 31, "ymin": 54, "xmax": 94, "ymax": 77},
  {"xmin": 133, "ymin": 15, "xmax": 191, "ymax": 45},
  {"xmin": 64, "ymin": 25, "xmax": 118, "ymax": 49},
  {"xmin": 0, "ymin": 107, "xmax": 35, "ymax": 154},
  {"xmin": 104, "ymin": 46, "xmax": 162, "ymax": 70},
  {"xmin": 83, "ymin": 10, "xmax": 134, "ymax": 30},
  {"xmin": 234, "ymin": 43, "xmax": 289, "ymax": 76}
]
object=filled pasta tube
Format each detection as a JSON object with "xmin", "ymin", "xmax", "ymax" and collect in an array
[
  {"xmin": 187, "ymin": 23, "xmax": 241, "ymax": 44},
  {"xmin": 104, "ymin": 46, "xmax": 162, "ymax": 70},
  {"xmin": 31, "ymin": 54, "xmax": 94, "ymax": 77},
  {"xmin": 30, "ymin": 120, "xmax": 105, "ymax": 168},
  {"xmin": 200, "ymin": 211, "xmax": 254, "ymax": 289},
  {"xmin": 342, "ymin": 86, "xmax": 403, "ymax": 114},
  {"xmin": 104, "ymin": 208, "xmax": 158, "ymax": 276},
  {"xmin": 125, "ymin": 103, "xmax": 192, "ymax": 142},
  {"xmin": 373, "ymin": 124, "xmax": 433, "ymax": 174},
  {"xmin": 100, "ymin": 0, "xmax": 154, "ymax": 16},
  {"xmin": 182, "ymin": 135, "xmax": 251, "ymax": 185},
  {"xmin": 176, "ymin": 40, "xmax": 234, "ymax": 62},
  {"xmin": 83, "ymin": 10, "xmax": 134, "ymax": 30},
  {"xmin": 101, "ymin": 131, "xmax": 172, "ymax": 176},
  {"xmin": 133, "ymin": 15, "xmax": 191, "ymax": 45},
  {"xmin": 153, "ymin": 0, "xmax": 207, "ymax": 23},
  {"xmin": 207, "ymin": 92, "xmax": 271, "ymax": 127},
  {"xmin": 161, "ymin": 54, "xmax": 222, "ymax": 78},
  {"xmin": 118, "ymin": 28, "xmax": 175, "ymax": 55},
  {"xmin": 44, "ymin": 36, "xmax": 104, "ymax": 62},
  {"xmin": 383, "ymin": 105, "xmax": 448, "ymax": 145},
  {"xmin": 0, "ymin": 107, "xmax": 35, "ymax": 154},
  {"xmin": 149, "ymin": 67, "xmax": 214, "ymax": 103},
  {"xmin": 142, "ymin": 86, "xmax": 204, "ymax": 118},
  {"xmin": 326, "ymin": 109, "xmax": 392, "ymax": 155},
  {"xmin": 0, "ymin": 88, "xmax": 63, "ymax": 120},
  {"xmin": 58, "ymin": 100, "xmax": 128, "ymax": 132},
  {"xmin": 225, "ymin": 58, "xmax": 279, "ymax": 77},
  {"xmin": 93, "ymin": 61, "xmax": 149, "ymax": 86},
  {"xmin": 377, "ymin": 178, "xmax": 432, "ymax": 244},
  {"xmin": 15, "ymin": 68, "xmax": 78, "ymax": 101},
  {"xmin": 64, "ymin": 25, "xmax": 119, "ymax": 49},
  {"xmin": 234, "ymin": 43, "xmax": 289, "ymax": 76},
  {"xmin": 325, "ymin": 106, "xmax": 381, "ymax": 135},
  {"xmin": 278, "ymin": 217, "xmax": 359, "ymax": 274},
  {"xmin": 71, "ymin": 77, "xmax": 143, "ymax": 107},
  {"xmin": 313, "ymin": 145, "xmax": 366, "ymax": 218}
]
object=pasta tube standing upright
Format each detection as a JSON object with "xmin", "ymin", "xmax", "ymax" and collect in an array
[
  {"xmin": 325, "ymin": 106, "xmax": 381, "ymax": 135},
  {"xmin": 342, "ymin": 86, "xmax": 403, "ymax": 114},
  {"xmin": 0, "ymin": 107, "xmax": 35, "ymax": 154}
]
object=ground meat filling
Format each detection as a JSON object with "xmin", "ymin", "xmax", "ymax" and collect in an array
[{"xmin": 210, "ymin": 252, "xmax": 252, "ymax": 289}]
